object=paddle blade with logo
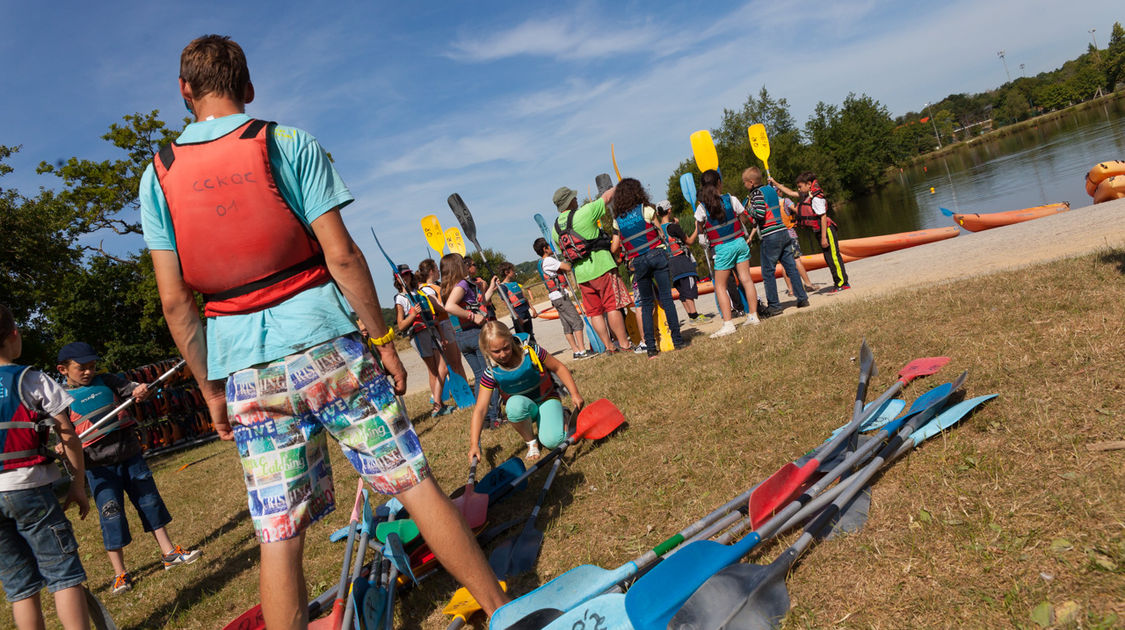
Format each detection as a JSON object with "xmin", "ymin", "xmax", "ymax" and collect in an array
[
  {"xmin": 421, "ymin": 214, "xmax": 445, "ymax": 256},
  {"xmin": 690, "ymin": 129, "xmax": 718, "ymax": 172},
  {"xmin": 748, "ymin": 123, "xmax": 771, "ymax": 174},
  {"xmin": 447, "ymin": 193, "xmax": 479, "ymax": 247},
  {"xmin": 444, "ymin": 227, "xmax": 467, "ymax": 256}
]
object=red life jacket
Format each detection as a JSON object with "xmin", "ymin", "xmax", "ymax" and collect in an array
[
  {"xmin": 399, "ymin": 291, "xmax": 437, "ymax": 337},
  {"xmin": 661, "ymin": 223, "xmax": 687, "ymax": 258},
  {"xmin": 702, "ymin": 195, "xmax": 746, "ymax": 245},
  {"xmin": 796, "ymin": 183, "xmax": 836, "ymax": 232},
  {"xmin": 503, "ymin": 282, "xmax": 529, "ymax": 310},
  {"xmin": 537, "ymin": 259, "xmax": 569, "ymax": 294},
  {"xmin": 153, "ymin": 119, "xmax": 331, "ymax": 317},
  {"xmin": 0, "ymin": 365, "xmax": 49, "ymax": 471},
  {"xmin": 617, "ymin": 205, "xmax": 663, "ymax": 260}
]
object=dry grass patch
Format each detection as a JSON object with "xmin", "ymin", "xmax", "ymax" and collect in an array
[{"xmin": 9, "ymin": 250, "xmax": 1124, "ymax": 629}]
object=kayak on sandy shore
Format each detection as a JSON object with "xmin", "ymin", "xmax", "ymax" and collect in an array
[
  {"xmin": 1093, "ymin": 175, "xmax": 1125, "ymax": 204},
  {"xmin": 1085, "ymin": 160, "xmax": 1125, "ymax": 196},
  {"xmin": 837, "ymin": 226, "xmax": 960, "ymax": 258},
  {"xmin": 950, "ymin": 202, "xmax": 1070, "ymax": 232}
]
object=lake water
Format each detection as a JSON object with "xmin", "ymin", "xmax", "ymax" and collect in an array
[{"xmin": 831, "ymin": 96, "xmax": 1125, "ymax": 243}]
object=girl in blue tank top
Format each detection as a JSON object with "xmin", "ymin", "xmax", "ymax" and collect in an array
[{"xmin": 467, "ymin": 322, "xmax": 585, "ymax": 461}]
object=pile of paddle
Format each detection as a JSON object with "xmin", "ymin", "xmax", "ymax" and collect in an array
[{"xmin": 483, "ymin": 341, "xmax": 996, "ymax": 630}]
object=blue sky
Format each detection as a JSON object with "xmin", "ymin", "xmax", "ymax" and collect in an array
[{"xmin": 2, "ymin": 0, "xmax": 1121, "ymax": 298}]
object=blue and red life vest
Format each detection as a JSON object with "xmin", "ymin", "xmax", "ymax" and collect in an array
[
  {"xmin": 399, "ymin": 290, "xmax": 438, "ymax": 337},
  {"xmin": 489, "ymin": 344, "xmax": 556, "ymax": 404},
  {"xmin": 68, "ymin": 375, "xmax": 136, "ymax": 448},
  {"xmin": 702, "ymin": 194, "xmax": 746, "ymax": 245},
  {"xmin": 0, "ymin": 365, "xmax": 50, "ymax": 471},
  {"xmin": 617, "ymin": 205, "xmax": 663, "ymax": 260},
  {"xmin": 502, "ymin": 282, "xmax": 530, "ymax": 311},
  {"xmin": 661, "ymin": 223, "xmax": 688, "ymax": 258},
  {"xmin": 153, "ymin": 119, "xmax": 331, "ymax": 317},
  {"xmin": 537, "ymin": 260, "xmax": 569, "ymax": 294}
]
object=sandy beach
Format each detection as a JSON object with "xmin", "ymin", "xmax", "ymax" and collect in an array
[{"xmin": 398, "ymin": 197, "xmax": 1125, "ymax": 394}]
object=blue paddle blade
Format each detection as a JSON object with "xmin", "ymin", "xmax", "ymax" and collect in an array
[
  {"xmin": 477, "ymin": 457, "xmax": 527, "ymax": 499},
  {"xmin": 385, "ymin": 533, "xmax": 416, "ymax": 585},
  {"xmin": 534, "ymin": 214, "xmax": 558, "ymax": 255},
  {"xmin": 585, "ymin": 316, "xmax": 606, "ymax": 353},
  {"xmin": 490, "ymin": 562, "xmax": 638, "ymax": 629},
  {"xmin": 882, "ymin": 381, "xmax": 953, "ymax": 435},
  {"xmin": 445, "ymin": 372, "xmax": 477, "ymax": 408},
  {"xmin": 515, "ymin": 593, "xmax": 627, "ymax": 630},
  {"xmin": 384, "ymin": 498, "xmax": 404, "ymax": 518},
  {"xmin": 940, "ymin": 207, "xmax": 955, "ymax": 217},
  {"xmin": 909, "ymin": 394, "xmax": 997, "ymax": 444},
  {"xmin": 679, "ymin": 172, "xmax": 697, "ymax": 207}
]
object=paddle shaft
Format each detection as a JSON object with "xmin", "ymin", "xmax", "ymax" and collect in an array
[
  {"xmin": 78, "ymin": 359, "xmax": 186, "ymax": 442},
  {"xmin": 341, "ymin": 520, "xmax": 371, "ymax": 629},
  {"xmin": 446, "ymin": 194, "xmax": 521, "ymax": 324}
]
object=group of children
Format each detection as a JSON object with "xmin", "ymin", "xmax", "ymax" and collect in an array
[{"xmin": 0, "ymin": 306, "xmax": 199, "ymax": 629}]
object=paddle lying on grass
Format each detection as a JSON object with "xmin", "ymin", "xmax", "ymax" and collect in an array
[
  {"xmin": 317, "ymin": 480, "xmax": 364, "ymax": 630},
  {"xmin": 748, "ymin": 353, "xmax": 948, "ymax": 528},
  {"xmin": 451, "ymin": 457, "xmax": 489, "ymax": 528},
  {"xmin": 490, "ymin": 457, "xmax": 563, "ymax": 579},
  {"xmin": 341, "ymin": 490, "xmax": 372, "ymax": 630},
  {"xmin": 360, "ymin": 532, "xmax": 386, "ymax": 630},
  {"xmin": 669, "ymin": 388, "xmax": 991, "ymax": 630},
  {"xmin": 370, "ymin": 227, "xmax": 476, "ymax": 409},
  {"xmin": 447, "ymin": 193, "xmax": 521, "ymax": 324},
  {"xmin": 488, "ymin": 399, "xmax": 624, "ymax": 506},
  {"xmin": 375, "ymin": 518, "xmax": 419, "ymax": 546},
  {"xmin": 476, "ymin": 456, "xmax": 528, "ymax": 500},
  {"xmin": 492, "ymin": 395, "xmax": 906, "ymax": 630},
  {"xmin": 442, "ymin": 582, "xmax": 508, "ymax": 630},
  {"xmin": 622, "ymin": 374, "xmax": 964, "ymax": 630},
  {"xmin": 532, "ymin": 212, "xmax": 605, "ymax": 354},
  {"xmin": 690, "ymin": 129, "xmax": 719, "ymax": 173}
]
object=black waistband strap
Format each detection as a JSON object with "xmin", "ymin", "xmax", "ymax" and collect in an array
[{"xmin": 203, "ymin": 253, "xmax": 327, "ymax": 303}]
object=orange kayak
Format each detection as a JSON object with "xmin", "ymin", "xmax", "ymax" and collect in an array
[
  {"xmin": 536, "ymin": 307, "xmax": 559, "ymax": 320},
  {"xmin": 1086, "ymin": 160, "xmax": 1125, "ymax": 197},
  {"xmin": 750, "ymin": 253, "xmax": 863, "ymax": 283},
  {"xmin": 1094, "ymin": 175, "xmax": 1125, "ymax": 204},
  {"xmin": 837, "ymin": 227, "xmax": 960, "ymax": 258},
  {"xmin": 952, "ymin": 202, "xmax": 1070, "ymax": 232}
]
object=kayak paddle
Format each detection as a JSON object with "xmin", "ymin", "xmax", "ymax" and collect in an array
[
  {"xmin": 490, "ymin": 457, "xmax": 563, "ymax": 579},
  {"xmin": 370, "ymin": 227, "xmax": 476, "ymax": 409},
  {"xmin": 444, "ymin": 226, "xmax": 467, "ymax": 257},
  {"xmin": 79, "ymin": 359, "xmax": 186, "ymax": 442},
  {"xmin": 375, "ymin": 519, "xmax": 419, "ymax": 546},
  {"xmin": 359, "ymin": 539, "xmax": 386, "ymax": 629},
  {"xmin": 622, "ymin": 374, "xmax": 964, "ymax": 630},
  {"xmin": 341, "ymin": 489, "xmax": 372, "ymax": 630},
  {"xmin": 532, "ymin": 212, "xmax": 605, "ymax": 354},
  {"xmin": 669, "ymin": 389, "xmax": 991, "ymax": 630},
  {"xmin": 442, "ymin": 581, "xmax": 508, "ymax": 630},
  {"xmin": 421, "ymin": 214, "xmax": 446, "ymax": 256},
  {"xmin": 690, "ymin": 129, "xmax": 719, "ymax": 173},
  {"xmin": 748, "ymin": 354, "xmax": 948, "ymax": 528},
  {"xmin": 747, "ymin": 123, "xmax": 772, "ymax": 180},
  {"xmin": 476, "ymin": 456, "xmax": 528, "ymax": 500},
  {"xmin": 940, "ymin": 206, "xmax": 956, "ymax": 217},
  {"xmin": 446, "ymin": 193, "xmax": 521, "ymax": 324},
  {"xmin": 488, "ymin": 399, "xmax": 624, "ymax": 506},
  {"xmin": 451, "ymin": 457, "xmax": 489, "ymax": 529},
  {"xmin": 611, "ymin": 143, "xmax": 622, "ymax": 181},
  {"xmin": 595, "ymin": 173, "xmax": 613, "ymax": 197},
  {"xmin": 318, "ymin": 480, "xmax": 364, "ymax": 630}
]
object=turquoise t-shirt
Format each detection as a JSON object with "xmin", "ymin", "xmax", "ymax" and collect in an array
[
  {"xmin": 139, "ymin": 113, "xmax": 358, "ymax": 379},
  {"xmin": 550, "ymin": 198, "xmax": 617, "ymax": 284}
]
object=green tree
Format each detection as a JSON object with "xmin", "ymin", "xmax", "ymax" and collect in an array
[
  {"xmin": 803, "ymin": 93, "xmax": 897, "ymax": 195},
  {"xmin": 1105, "ymin": 22, "xmax": 1125, "ymax": 92}
]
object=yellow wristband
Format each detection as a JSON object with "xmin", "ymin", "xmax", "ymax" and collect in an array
[{"xmin": 369, "ymin": 328, "xmax": 395, "ymax": 347}]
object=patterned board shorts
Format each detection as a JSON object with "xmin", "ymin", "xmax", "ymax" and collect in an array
[{"xmin": 226, "ymin": 334, "xmax": 430, "ymax": 543}]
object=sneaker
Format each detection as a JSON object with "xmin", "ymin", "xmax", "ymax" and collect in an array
[
  {"xmin": 162, "ymin": 545, "xmax": 202, "ymax": 570},
  {"xmin": 431, "ymin": 404, "xmax": 454, "ymax": 418},
  {"xmin": 691, "ymin": 313, "xmax": 712, "ymax": 324},
  {"xmin": 633, "ymin": 343, "xmax": 648, "ymax": 355},
  {"xmin": 796, "ymin": 299, "xmax": 810, "ymax": 308},
  {"xmin": 709, "ymin": 322, "xmax": 737, "ymax": 338},
  {"xmin": 742, "ymin": 313, "xmax": 761, "ymax": 326},
  {"xmin": 112, "ymin": 572, "xmax": 133, "ymax": 594},
  {"xmin": 828, "ymin": 284, "xmax": 851, "ymax": 294},
  {"xmin": 572, "ymin": 350, "xmax": 588, "ymax": 360},
  {"xmin": 525, "ymin": 440, "xmax": 541, "ymax": 460},
  {"xmin": 763, "ymin": 306, "xmax": 784, "ymax": 318}
]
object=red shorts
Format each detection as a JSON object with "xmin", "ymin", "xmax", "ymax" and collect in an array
[{"xmin": 579, "ymin": 271, "xmax": 632, "ymax": 316}]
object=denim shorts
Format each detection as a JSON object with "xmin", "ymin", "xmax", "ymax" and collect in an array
[
  {"xmin": 0, "ymin": 484, "xmax": 87, "ymax": 601},
  {"xmin": 227, "ymin": 334, "xmax": 430, "ymax": 543},
  {"xmin": 86, "ymin": 453, "xmax": 173, "ymax": 551}
]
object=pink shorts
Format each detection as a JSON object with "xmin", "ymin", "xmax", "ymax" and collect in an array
[
  {"xmin": 579, "ymin": 271, "xmax": 633, "ymax": 317},
  {"xmin": 227, "ymin": 334, "xmax": 430, "ymax": 543}
]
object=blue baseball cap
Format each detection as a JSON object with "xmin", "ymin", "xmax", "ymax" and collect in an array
[{"xmin": 57, "ymin": 342, "xmax": 99, "ymax": 364}]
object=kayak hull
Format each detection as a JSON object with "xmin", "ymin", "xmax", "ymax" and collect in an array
[
  {"xmin": 1094, "ymin": 175, "xmax": 1125, "ymax": 204},
  {"xmin": 1086, "ymin": 160, "xmax": 1125, "ymax": 197},
  {"xmin": 952, "ymin": 202, "xmax": 1070, "ymax": 232},
  {"xmin": 837, "ymin": 226, "xmax": 960, "ymax": 258}
]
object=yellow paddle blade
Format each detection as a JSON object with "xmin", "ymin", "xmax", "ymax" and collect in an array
[
  {"xmin": 611, "ymin": 143, "xmax": 622, "ymax": 181},
  {"xmin": 656, "ymin": 305, "xmax": 674, "ymax": 352},
  {"xmin": 690, "ymin": 130, "xmax": 718, "ymax": 173},
  {"xmin": 421, "ymin": 215, "xmax": 445, "ymax": 254},
  {"xmin": 442, "ymin": 581, "xmax": 507, "ymax": 620},
  {"xmin": 747, "ymin": 123, "xmax": 770, "ymax": 172},
  {"xmin": 444, "ymin": 227, "xmax": 467, "ymax": 256}
]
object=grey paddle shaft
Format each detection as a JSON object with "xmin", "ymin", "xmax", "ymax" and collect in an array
[
  {"xmin": 385, "ymin": 550, "xmax": 398, "ymax": 630},
  {"xmin": 467, "ymin": 456, "xmax": 479, "ymax": 486},
  {"xmin": 78, "ymin": 359, "xmax": 186, "ymax": 442},
  {"xmin": 447, "ymin": 193, "xmax": 521, "ymax": 324},
  {"xmin": 342, "ymin": 515, "xmax": 371, "ymax": 629},
  {"xmin": 488, "ymin": 437, "xmax": 572, "ymax": 505},
  {"xmin": 526, "ymin": 457, "xmax": 561, "ymax": 532}
]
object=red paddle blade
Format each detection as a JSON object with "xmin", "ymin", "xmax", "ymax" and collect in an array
[
  {"xmin": 452, "ymin": 489, "xmax": 488, "ymax": 528},
  {"xmin": 222, "ymin": 605, "xmax": 264, "ymax": 630},
  {"xmin": 575, "ymin": 399, "xmax": 625, "ymax": 440},
  {"xmin": 897, "ymin": 356, "xmax": 950, "ymax": 384},
  {"xmin": 748, "ymin": 459, "xmax": 819, "ymax": 529}
]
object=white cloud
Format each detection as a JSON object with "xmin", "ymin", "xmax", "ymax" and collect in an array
[{"xmin": 448, "ymin": 14, "xmax": 660, "ymax": 62}]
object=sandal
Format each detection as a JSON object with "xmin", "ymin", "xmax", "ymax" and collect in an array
[{"xmin": 525, "ymin": 440, "xmax": 541, "ymax": 460}]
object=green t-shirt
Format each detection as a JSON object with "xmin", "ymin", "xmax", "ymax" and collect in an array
[{"xmin": 551, "ymin": 198, "xmax": 617, "ymax": 284}]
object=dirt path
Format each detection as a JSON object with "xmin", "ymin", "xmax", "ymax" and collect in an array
[{"xmin": 399, "ymin": 198, "xmax": 1125, "ymax": 394}]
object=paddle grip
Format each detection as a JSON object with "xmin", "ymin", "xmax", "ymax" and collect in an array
[{"xmin": 652, "ymin": 535, "xmax": 683, "ymax": 556}]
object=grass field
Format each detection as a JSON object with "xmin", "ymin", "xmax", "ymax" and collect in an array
[{"xmin": 9, "ymin": 250, "xmax": 1124, "ymax": 629}]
